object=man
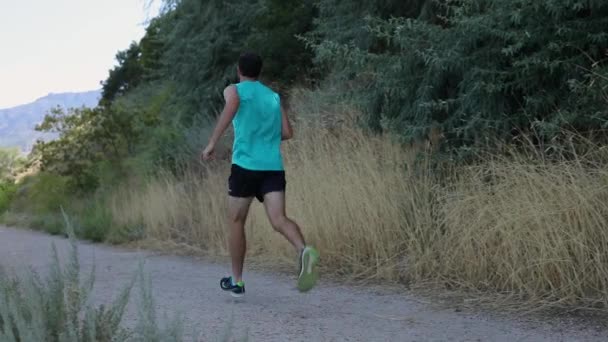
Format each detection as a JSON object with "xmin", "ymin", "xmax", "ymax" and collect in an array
[{"xmin": 201, "ymin": 52, "xmax": 320, "ymax": 297}]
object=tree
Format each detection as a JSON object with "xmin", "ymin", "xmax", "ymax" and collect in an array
[
  {"xmin": 100, "ymin": 42, "xmax": 145, "ymax": 103},
  {"xmin": 245, "ymin": 0, "xmax": 317, "ymax": 91},
  {"xmin": 33, "ymin": 103, "xmax": 143, "ymax": 190}
]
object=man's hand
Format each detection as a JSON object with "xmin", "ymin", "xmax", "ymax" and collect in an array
[{"xmin": 201, "ymin": 143, "xmax": 215, "ymax": 161}]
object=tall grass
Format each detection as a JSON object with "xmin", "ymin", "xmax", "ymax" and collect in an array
[
  {"xmin": 110, "ymin": 103, "xmax": 430, "ymax": 281},
  {"xmin": 422, "ymin": 145, "xmax": 608, "ymax": 308},
  {"xmin": 109, "ymin": 89, "xmax": 608, "ymax": 310}
]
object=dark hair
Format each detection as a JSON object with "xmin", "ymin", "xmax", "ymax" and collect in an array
[{"xmin": 238, "ymin": 52, "xmax": 263, "ymax": 78}]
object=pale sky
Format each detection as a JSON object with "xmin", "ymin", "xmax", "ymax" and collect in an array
[{"xmin": 0, "ymin": 0, "xmax": 161, "ymax": 109}]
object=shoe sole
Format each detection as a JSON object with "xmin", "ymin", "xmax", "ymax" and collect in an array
[
  {"xmin": 297, "ymin": 247, "xmax": 319, "ymax": 292},
  {"xmin": 221, "ymin": 281, "xmax": 245, "ymax": 298}
]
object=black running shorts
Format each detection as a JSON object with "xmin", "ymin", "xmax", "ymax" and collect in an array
[{"xmin": 228, "ymin": 164, "xmax": 286, "ymax": 202}]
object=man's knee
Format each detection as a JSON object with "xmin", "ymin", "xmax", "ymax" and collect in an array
[
  {"xmin": 228, "ymin": 196, "xmax": 253, "ymax": 224},
  {"xmin": 228, "ymin": 210, "xmax": 248, "ymax": 225},
  {"xmin": 228, "ymin": 213, "xmax": 246, "ymax": 224},
  {"xmin": 269, "ymin": 214, "xmax": 289, "ymax": 232}
]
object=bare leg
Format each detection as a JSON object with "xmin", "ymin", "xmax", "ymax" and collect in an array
[
  {"xmin": 227, "ymin": 196, "xmax": 253, "ymax": 282},
  {"xmin": 264, "ymin": 191, "xmax": 319, "ymax": 292},
  {"xmin": 263, "ymin": 191, "xmax": 306, "ymax": 252}
]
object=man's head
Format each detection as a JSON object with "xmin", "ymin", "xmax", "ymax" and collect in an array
[{"xmin": 237, "ymin": 52, "xmax": 263, "ymax": 80}]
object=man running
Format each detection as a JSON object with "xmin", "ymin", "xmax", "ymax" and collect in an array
[{"xmin": 201, "ymin": 52, "xmax": 320, "ymax": 297}]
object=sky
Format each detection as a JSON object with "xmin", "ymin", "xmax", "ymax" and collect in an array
[{"xmin": 0, "ymin": 0, "xmax": 161, "ymax": 109}]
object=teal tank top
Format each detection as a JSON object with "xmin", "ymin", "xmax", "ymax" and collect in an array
[{"xmin": 232, "ymin": 80, "xmax": 284, "ymax": 171}]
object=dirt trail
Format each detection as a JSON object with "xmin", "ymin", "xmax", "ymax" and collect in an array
[{"xmin": 1, "ymin": 226, "xmax": 606, "ymax": 341}]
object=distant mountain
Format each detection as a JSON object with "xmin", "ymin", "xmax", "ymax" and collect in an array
[{"xmin": 0, "ymin": 90, "xmax": 101, "ymax": 153}]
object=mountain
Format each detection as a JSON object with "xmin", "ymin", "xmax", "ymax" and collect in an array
[{"xmin": 0, "ymin": 90, "xmax": 101, "ymax": 153}]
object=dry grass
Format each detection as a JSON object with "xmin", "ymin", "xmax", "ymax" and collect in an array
[
  {"xmin": 109, "ymin": 89, "xmax": 608, "ymax": 310},
  {"xmin": 110, "ymin": 109, "xmax": 428, "ymax": 280},
  {"xmin": 421, "ymin": 148, "xmax": 608, "ymax": 309}
]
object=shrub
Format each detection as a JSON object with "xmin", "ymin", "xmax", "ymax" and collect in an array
[
  {"xmin": 12, "ymin": 173, "xmax": 71, "ymax": 214},
  {"xmin": 0, "ymin": 181, "xmax": 16, "ymax": 213},
  {"xmin": 0, "ymin": 213, "xmax": 235, "ymax": 341},
  {"xmin": 76, "ymin": 201, "xmax": 113, "ymax": 243},
  {"xmin": 310, "ymin": 0, "xmax": 608, "ymax": 151}
]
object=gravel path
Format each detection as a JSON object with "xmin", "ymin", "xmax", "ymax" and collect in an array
[{"xmin": 1, "ymin": 226, "xmax": 606, "ymax": 342}]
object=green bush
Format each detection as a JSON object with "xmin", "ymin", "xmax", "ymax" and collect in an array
[
  {"xmin": 12, "ymin": 173, "xmax": 71, "ymax": 214},
  {"xmin": 70, "ymin": 198, "xmax": 114, "ymax": 243},
  {"xmin": 6, "ymin": 173, "xmax": 110, "ymax": 239},
  {"xmin": 0, "ymin": 181, "xmax": 16, "ymax": 213},
  {"xmin": 6, "ymin": 172, "xmax": 141, "ymax": 243},
  {"xmin": 79, "ymin": 208, "xmax": 111, "ymax": 242},
  {"xmin": 3, "ymin": 173, "xmax": 73, "ymax": 235},
  {"xmin": 310, "ymin": 0, "xmax": 608, "ymax": 152}
]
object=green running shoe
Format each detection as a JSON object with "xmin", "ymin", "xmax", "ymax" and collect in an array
[{"xmin": 297, "ymin": 246, "xmax": 320, "ymax": 292}]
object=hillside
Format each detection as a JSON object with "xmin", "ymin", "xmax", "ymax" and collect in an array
[{"xmin": 0, "ymin": 90, "xmax": 101, "ymax": 152}]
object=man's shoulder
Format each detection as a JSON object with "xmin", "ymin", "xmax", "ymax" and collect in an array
[
  {"xmin": 256, "ymin": 81, "xmax": 280, "ymax": 96},
  {"xmin": 222, "ymin": 84, "xmax": 240, "ymax": 106},
  {"xmin": 234, "ymin": 81, "xmax": 280, "ymax": 101},
  {"xmin": 263, "ymin": 85, "xmax": 282, "ymax": 105},
  {"xmin": 223, "ymin": 84, "xmax": 238, "ymax": 97}
]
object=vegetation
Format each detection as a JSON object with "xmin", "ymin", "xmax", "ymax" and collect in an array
[
  {"xmin": 3, "ymin": 0, "xmax": 608, "ymax": 312},
  {"xmin": 109, "ymin": 89, "xmax": 608, "ymax": 310},
  {"xmin": 0, "ymin": 148, "xmax": 23, "ymax": 214},
  {"xmin": 0, "ymin": 181, "xmax": 16, "ymax": 214},
  {"xmin": 0, "ymin": 148, "xmax": 22, "ymax": 179},
  {"xmin": 0, "ymin": 215, "xmax": 235, "ymax": 341},
  {"xmin": 312, "ymin": 0, "xmax": 608, "ymax": 150}
]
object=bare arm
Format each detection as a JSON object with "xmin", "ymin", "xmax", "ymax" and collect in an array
[
  {"xmin": 281, "ymin": 104, "xmax": 293, "ymax": 141},
  {"xmin": 201, "ymin": 85, "xmax": 239, "ymax": 160}
]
